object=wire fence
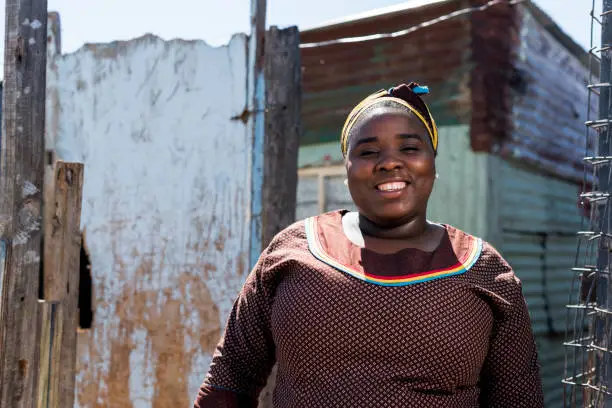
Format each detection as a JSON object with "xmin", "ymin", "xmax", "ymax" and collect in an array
[{"xmin": 563, "ymin": 1, "xmax": 612, "ymax": 406}]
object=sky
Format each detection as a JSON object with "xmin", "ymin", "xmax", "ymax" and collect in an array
[{"xmin": 0, "ymin": 0, "xmax": 602, "ymax": 67}]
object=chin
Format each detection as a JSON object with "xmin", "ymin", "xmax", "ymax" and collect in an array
[{"xmin": 368, "ymin": 206, "xmax": 415, "ymax": 226}]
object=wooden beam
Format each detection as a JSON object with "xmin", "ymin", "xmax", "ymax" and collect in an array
[
  {"xmin": 0, "ymin": 0, "xmax": 49, "ymax": 406},
  {"xmin": 258, "ymin": 26, "xmax": 301, "ymax": 408},
  {"xmin": 43, "ymin": 162, "xmax": 84, "ymax": 301},
  {"xmin": 260, "ymin": 26, "xmax": 301, "ymax": 247},
  {"xmin": 297, "ymin": 165, "xmax": 345, "ymax": 178},
  {"xmin": 36, "ymin": 301, "xmax": 63, "ymax": 408},
  {"xmin": 39, "ymin": 161, "xmax": 83, "ymax": 408}
]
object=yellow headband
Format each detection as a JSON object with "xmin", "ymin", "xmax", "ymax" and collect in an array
[{"xmin": 340, "ymin": 94, "xmax": 438, "ymax": 156}]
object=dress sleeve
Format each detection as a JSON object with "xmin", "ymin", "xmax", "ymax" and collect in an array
[
  {"xmin": 478, "ymin": 252, "xmax": 544, "ymax": 407},
  {"xmin": 194, "ymin": 250, "xmax": 277, "ymax": 408}
]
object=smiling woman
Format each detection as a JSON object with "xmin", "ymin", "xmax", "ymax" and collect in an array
[{"xmin": 194, "ymin": 84, "xmax": 544, "ymax": 408}]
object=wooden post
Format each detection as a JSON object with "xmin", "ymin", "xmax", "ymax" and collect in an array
[
  {"xmin": 260, "ymin": 26, "xmax": 301, "ymax": 247},
  {"xmin": 36, "ymin": 301, "xmax": 63, "ymax": 408},
  {"xmin": 39, "ymin": 161, "xmax": 83, "ymax": 408},
  {"xmin": 258, "ymin": 26, "xmax": 301, "ymax": 408},
  {"xmin": 0, "ymin": 0, "xmax": 48, "ymax": 406}
]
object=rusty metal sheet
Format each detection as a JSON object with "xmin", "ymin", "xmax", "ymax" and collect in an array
[
  {"xmin": 300, "ymin": 0, "xmax": 472, "ymax": 145},
  {"xmin": 502, "ymin": 5, "xmax": 596, "ymax": 183},
  {"xmin": 469, "ymin": 0, "xmax": 518, "ymax": 152},
  {"xmin": 300, "ymin": 0, "xmax": 591, "ymax": 185}
]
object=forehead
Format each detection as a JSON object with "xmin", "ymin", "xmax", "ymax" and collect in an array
[{"xmin": 350, "ymin": 108, "xmax": 429, "ymax": 140}]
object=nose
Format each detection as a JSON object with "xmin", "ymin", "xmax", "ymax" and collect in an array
[{"xmin": 375, "ymin": 150, "xmax": 404, "ymax": 172}]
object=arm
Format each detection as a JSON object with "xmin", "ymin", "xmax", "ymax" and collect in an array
[
  {"xmin": 194, "ymin": 253, "xmax": 277, "ymax": 408},
  {"xmin": 478, "ymin": 254, "xmax": 544, "ymax": 407}
]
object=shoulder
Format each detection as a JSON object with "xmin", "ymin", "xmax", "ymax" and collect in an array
[
  {"xmin": 257, "ymin": 219, "xmax": 308, "ymax": 272},
  {"xmin": 258, "ymin": 210, "xmax": 344, "ymax": 272},
  {"xmin": 266, "ymin": 219, "xmax": 307, "ymax": 249},
  {"xmin": 444, "ymin": 224, "xmax": 520, "ymax": 288}
]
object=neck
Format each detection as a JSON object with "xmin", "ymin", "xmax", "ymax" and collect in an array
[{"xmin": 357, "ymin": 213, "xmax": 429, "ymax": 240}]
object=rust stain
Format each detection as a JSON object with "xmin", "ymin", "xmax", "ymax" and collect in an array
[
  {"xmin": 201, "ymin": 262, "xmax": 218, "ymax": 279},
  {"xmin": 107, "ymin": 320, "xmax": 135, "ymax": 408},
  {"xmin": 214, "ymin": 231, "xmax": 225, "ymax": 252},
  {"xmin": 77, "ymin": 331, "xmax": 103, "ymax": 407},
  {"xmin": 76, "ymin": 250, "xmax": 221, "ymax": 407},
  {"xmin": 236, "ymin": 254, "xmax": 246, "ymax": 277}
]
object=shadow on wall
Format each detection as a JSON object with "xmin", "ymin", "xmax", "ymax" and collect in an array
[{"xmin": 37, "ymin": 231, "xmax": 94, "ymax": 329}]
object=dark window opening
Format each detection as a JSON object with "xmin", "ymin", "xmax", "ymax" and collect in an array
[{"xmin": 78, "ymin": 235, "xmax": 94, "ymax": 329}]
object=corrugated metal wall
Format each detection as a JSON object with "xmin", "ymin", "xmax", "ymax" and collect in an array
[
  {"xmin": 505, "ymin": 5, "xmax": 596, "ymax": 183},
  {"xmin": 496, "ymin": 159, "xmax": 581, "ymax": 407},
  {"xmin": 296, "ymin": 125, "xmax": 491, "ymax": 239},
  {"xmin": 300, "ymin": 0, "xmax": 472, "ymax": 146},
  {"xmin": 501, "ymin": 7, "xmax": 591, "ymax": 405}
]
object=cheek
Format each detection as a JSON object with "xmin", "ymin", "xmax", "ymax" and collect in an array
[
  {"xmin": 411, "ymin": 156, "xmax": 435, "ymax": 176},
  {"xmin": 346, "ymin": 161, "xmax": 371, "ymax": 182}
]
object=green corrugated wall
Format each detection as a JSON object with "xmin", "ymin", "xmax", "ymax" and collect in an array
[{"xmin": 494, "ymin": 158, "xmax": 581, "ymax": 407}]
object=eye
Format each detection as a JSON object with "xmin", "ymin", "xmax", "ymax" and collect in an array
[
  {"xmin": 359, "ymin": 150, "xmax": 378, "ymax": 157},
  {"xmin": 400, "ymin": 145, "xmax": 419, "ymax": 152}
]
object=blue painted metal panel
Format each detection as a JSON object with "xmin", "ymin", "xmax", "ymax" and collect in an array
[
  {"xmin": 248, "ymin": 0, "xmax": 267, "ymax": 268},
  {"xmin": 250, "ymin": 72, "xmax": 265, "ymax": 268}
]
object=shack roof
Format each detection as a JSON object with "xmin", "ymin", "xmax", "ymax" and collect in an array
[{"xmin": 299, "ymin": 0, "xmax": 593, "ymax": 182}]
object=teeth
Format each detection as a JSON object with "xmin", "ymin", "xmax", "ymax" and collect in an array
[{"xmin": 377, "ymin": 182, "xmax": 406, "ymax": 191}]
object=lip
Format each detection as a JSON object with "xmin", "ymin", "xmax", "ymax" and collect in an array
[{"xmin": 374, "ymin": 178, "xmax": 409, "ymax": 198}]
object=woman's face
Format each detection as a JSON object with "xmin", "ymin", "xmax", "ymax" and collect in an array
[{"xmin": 345, "ymin": 108, "xmax": 436, "ymax": 227}]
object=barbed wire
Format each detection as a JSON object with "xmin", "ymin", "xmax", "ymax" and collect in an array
[{"xmin": 300, "ymin": 0, "xmax": 525, "ymax": 49}]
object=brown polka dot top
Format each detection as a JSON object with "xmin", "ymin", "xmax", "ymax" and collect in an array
[{"xmin": 194, "ymin": 211, "xmax": 544, "ymax": 408}]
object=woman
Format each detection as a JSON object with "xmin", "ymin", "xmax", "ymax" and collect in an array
[{"xmin": 194, "ymin": 83, "xmax": 543, "ymax": 407}]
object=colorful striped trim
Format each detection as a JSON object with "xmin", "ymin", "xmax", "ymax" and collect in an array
[{"xmin": 304, "ymin": 217, "xmax": 483, "ymax": 287}]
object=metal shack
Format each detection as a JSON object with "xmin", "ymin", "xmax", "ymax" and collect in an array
[{"xmin": 296, "ymin": 0, "xmax": 593, "ymax": 405}]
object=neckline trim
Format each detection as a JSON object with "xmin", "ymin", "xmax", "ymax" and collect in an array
[{"xmin": 305, "ymin": 216, "xmax": 483, "ymax": 287}]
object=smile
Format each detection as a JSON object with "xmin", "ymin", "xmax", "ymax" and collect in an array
[{"xmin": 376, "ymin": 181, "xmax": 407, "ymax": 192}]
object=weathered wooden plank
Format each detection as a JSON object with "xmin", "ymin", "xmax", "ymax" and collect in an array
[
  {"xmin": 0, "ymin": 0, "xmax": 48, "ymax": 406},
  {"xmin": 36, "ymin": 301, "xmax": 63, "ymax": 408},
  {"xmin": 258, "ymin": 26, "xmax": 301, "ymax": 408},
  {"xmin": 261, "ymin": 25, "xmax": 301, "ymax": 247},
  {"xmin": 40, "ymin": 161, "xmax": 83, "ymax": 408},
  {"xmin": 43, "ymin": 162, "xmax": 84, "ymax": 301}
]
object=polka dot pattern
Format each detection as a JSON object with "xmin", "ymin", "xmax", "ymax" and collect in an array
[{"xmin": 195, "ymin": 212, "xmax": 544, "ymax": 408}]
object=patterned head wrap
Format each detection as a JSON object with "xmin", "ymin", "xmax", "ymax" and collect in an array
[{"xmin": 340, "ymin": 82, "xmax": 438, "ymax": 156}]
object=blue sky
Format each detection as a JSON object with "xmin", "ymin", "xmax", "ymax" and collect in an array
[{"xmin": 0, "ymin": 0, "xmax": 601, "ymax": 62}]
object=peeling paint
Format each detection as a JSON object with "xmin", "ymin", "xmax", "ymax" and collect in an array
[
  {"xmin": 22, "ymin": 181, "xmax": 38, "ymax": 197},
  {"xmin": 46, "ymin": 20, "xmax": 253, "ymax": 407},
  {"xmin": 23, "ymin": 250, "xmax": 40, "ymax": 265}
]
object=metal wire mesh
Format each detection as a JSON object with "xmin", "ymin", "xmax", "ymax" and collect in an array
[{"xmin": 564, "ymin": 1, "xmax": 611, "ymax": 406}]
